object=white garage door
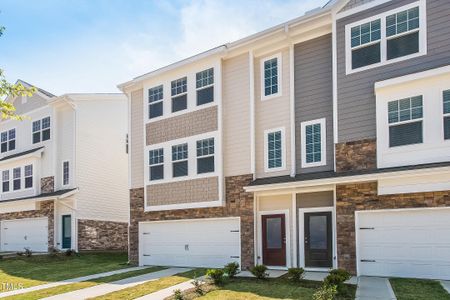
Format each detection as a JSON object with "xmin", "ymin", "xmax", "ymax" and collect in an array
[
  {"xmin": 140, "ymin": 218, "xmax": 240, "ymax": 268},
  {"xmin": 1, "ymin": 218, "xmax": 49, "ymax": 252},
  {"xmin": 357, "ymin": 208, "xmax": 450, "ymax": 280}
]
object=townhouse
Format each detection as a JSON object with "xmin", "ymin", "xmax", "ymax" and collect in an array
[
  {"xmin": 0, "ymin": 81, "xmax": 129, "ymax": 252},
  {"xmin": 120, "ymin": 0, "xmax": 450, "ymax": 280}
]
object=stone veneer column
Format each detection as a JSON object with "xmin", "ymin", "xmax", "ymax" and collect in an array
[
  {"xmin": 40, "ymin": 176, "xmax": 55, "ymax": 193},
  {"xmin": 335, "ymin": 139, "xmax": 376, "ymax": 172}
]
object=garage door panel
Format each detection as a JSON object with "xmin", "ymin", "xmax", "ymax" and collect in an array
[
  {"xmin": 1, "ymin": 218, "xmax": 48, "ymax": 252},
  {"xmin": 358, "ymin": 208, "xmax": 450, "ymax": 280}
]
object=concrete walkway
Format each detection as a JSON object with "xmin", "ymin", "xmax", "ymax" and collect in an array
[
  {"xmin": 43, "ymin": 267, "xmax": 191, "ymax": 300},
  {"xmin": 441, "ymin": 281, "xmax": 450, "ymax": 294},
  {"xmin": 0, "ymin": 266, "xmax": 151, "ymax": 298},
  {"xmin": 356, "ymin": 277, "xmax": 396, "ymax": 300},
  {"xmin": 135, "ymin": 276, "xmax": 206, "ymax": 300}
]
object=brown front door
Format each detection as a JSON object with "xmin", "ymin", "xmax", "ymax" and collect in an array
[{"xmin": 262, "ymin": 214, "xmax": 286, "ymax": 266}]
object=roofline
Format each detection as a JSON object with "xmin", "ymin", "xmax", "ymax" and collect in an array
[{"xmin": 0, "ymin": 188, "xmax": 78, "ymax": 204}]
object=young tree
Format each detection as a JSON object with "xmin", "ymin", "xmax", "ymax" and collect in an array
[{"xmin": 0, "ymin": 24, "xmax": 36, "ymax": 120}]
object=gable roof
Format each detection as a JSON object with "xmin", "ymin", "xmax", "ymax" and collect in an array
[{"xmin": 16, "ymin": 79, "xmax": 56, "ymax": 98}]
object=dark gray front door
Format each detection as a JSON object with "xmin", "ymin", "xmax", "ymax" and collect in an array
[
  {"xmin": 62, "ymin": 215, "xmax": 71, "ymax": 249},
  {"xmin": 304, "ymin": 211, "xmax": 332, "ymax": 268}
]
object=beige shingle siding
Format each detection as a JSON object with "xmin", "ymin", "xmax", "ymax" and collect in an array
[
  {"xmin": 223, "ymin": 53, "xmax": 251, "ymax": 177},
  {"xmin": 130, "ymin": 89, "xmax": 144, "ymax": 188},
  {"xmin": 146, "ymin": 177, "xmax": 219, "ymax": 206},
  {"xmin": 146, "ymin": 106, "xmax": 218, "ymax": 145}
]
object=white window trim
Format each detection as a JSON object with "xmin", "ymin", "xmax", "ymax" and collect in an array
[
  {"xmin": 148, "ymin": 148, "xmax": 164, "ymax": 182},
  {"xmin": 301, "ymin": 118, "xmax": 327, "ymax": 168},
  {"xmin": 2, "ymin": 170, "xmax": 10, "ymax": 193},
  {"xmin": 2, "ymin": 164, "xmax": 34, "ymax": 194},
  {"xmin": 171, "ymin": 143, "xmax": 188, "ymax": 178},
  {"xmin": 62, "ymin": 160, "xmax": 70, "ymax": 187},
  {"xmin": 1, "ymin": 128, "xmax": 16, "ymax": 153},
  {"xmin": 261, "ymin": 53, "xmax": 283, "ymax": 101},
  {"xmin": 148, "ymin": 85, "xmax": 164, "ymax": 120},
  {"xmin": 345, "ymin": 0, "xmax": 427, "ymax": 75},
  {"xmin": 442, "ymin": 89, "xmax": 450, "ymax": 142},
  {"xmin": 31, "ymin": 116, "xmax": 52, "ymax": 144},
  {"xmin": 264, "ymin": 127, "xmax": 286, "ymax": 173}
]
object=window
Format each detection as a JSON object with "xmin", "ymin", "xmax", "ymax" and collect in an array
[
  {"xmin": 13, "ymin": 167, "xmax": 21, "ymax": 191},
  {"xmin": 264, "ymin": 128, "xmax": 285, "ymax": 172},
  {"xmin": 346, "ymin": 3, "xmax": 425, "ymax": 73},
  {"xmin": 24, "ymin": 165, "xmax": 33, "ymax": 188},
  {"xmin": 148, "ymin": 85, "xmax": 164, "ymax": 119},
  {"xmin": 2, "ymin": 170, "xmax": 9, "ymax": 192},
  {"xmin": 149, "ymin": 148, "xmax": 164, "ymax": 181},
  {"xmin": 196, "ymin": 138, "xmax": 214, "ymax": 174},
  {"xmin": 196, "ymin": 68, "xmax": 214, "ymax": 106},
  {"xmin": 261, "ymin": 54, "xmax": 281, "ymax": 99},
  {"xmin": 32, "ymin": 117, "xmax": 51, "ymax": 144},
  {"xmin": 172, "ymin": 143, "xmax": 188, "ymax": 177},
  {"xmin": 63, "ymin": 161, "xmax": 70, "ymax": 185},
  {"xmin": 1, "ymin": 129, "xmax": 16, "ymax": 153},
  {"xmin": 171, "ymin": 77, "xmax": 187, "ymax": 113},
  {"xmin": 444, "ymin": 90, "xmax": 450, "ymax": 140},
  {"xmin": 388, "ymin": 96, "xmax": 423, "ymax": 147},
  {"xmin": 301, "ymin": 119, "xmax": 326, "ymax": 168}
]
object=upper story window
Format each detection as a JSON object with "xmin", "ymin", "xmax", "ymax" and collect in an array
[
  {"xmin": 346, "ymin": 2, "xmax": 425, "ymax": 73},
  {"xmin": 1, "ymin": 129, "xmax": 16, "ymax": 153},
  {"xmin": 261, "ymin": 54, "xmax": 282, "ymax": 100},
  {"xmin": 196, "ymin": 68, "xmax": 214, "ymax": 106},
  {"xmin": 264, "ymin": 128, "xmax": 285, "ymax": 172},
  {"xmin": 444, "ymin": 90, "xmax": 450, "ymax": 140},
  {"xmin": 171, "ymin": 77, "xmax": 187, "ymax": 113},
  {"xmin": 2, "ymin": 170, "xmax": 9, "ymax": 193},
  {"xmin": 24, "ymin": 165, "xmax": 33, "ymax": 188},
  {"xmin": 196, "ymin": 138, "xmax": 214, "ymax": 174},
  {"xmin": 301, "ymin": 119, "xmax": 326, "ymax": 168},
  {"xmin": 149, "ymin": 148, "xmax": 164, "ymax": 181},
  {"xmin": 63, "ymin": 161, "xmax": 70, "ymax": 186},
  {"xmin": 32, "ymin": 117, "xmax": 51, "ymax": 144},
  {"xmin": 13, "ymin": 167, "xmax": 21, "ymax": 191},
  {"xmin": 172, "ymin": 143, "xmax": 188, "ymax": 177},
  {"xmin": 148, "ymin": 85, "xmax": 164, "ymax": 119},
  {"xmin": 388, "ymin": 96, "xmax": 423, "ymax": 147}
]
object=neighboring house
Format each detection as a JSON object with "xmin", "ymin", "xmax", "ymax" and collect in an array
[
  {"xmin": 120, "ymin": 0, "xmax": 450, "ymax": 280},
  {"xmin": 0, "ymin": 80, "xmax": 129, "ymax": 252}
]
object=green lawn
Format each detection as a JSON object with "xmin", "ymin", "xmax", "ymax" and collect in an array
[
  {"xmin": 5, "ymin": 266, "xmax": 165, "ymax": 300},
  {"xmin": 90, "ymin": 269, "xmax": 206, "ymax": 300},
  {"xmin": 0, "ymin": 252, "xmax": 129, "ymax": 289},
  {"xmin": 390, "ymin": 278, "xmax": 450, "ymax": 300}
]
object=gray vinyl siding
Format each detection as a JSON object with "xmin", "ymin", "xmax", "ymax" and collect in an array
[
  {"xmin": 340, "ymin": 0, "xmax": 375, "ymax": 12},
  {"xmin": 294, "ymin": 34, "xmax": 334, "ymax": 173},
  {"xmin": 337, "ymin": 0, "xmax": 450, "ymax": 142}
]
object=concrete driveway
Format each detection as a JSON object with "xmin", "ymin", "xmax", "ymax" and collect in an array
[{"xmin": 356, "ymin": 277, "xmax": 397, "ymax": 300}]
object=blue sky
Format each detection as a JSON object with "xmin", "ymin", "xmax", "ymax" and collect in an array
[{"xmin": 0, "ymin": 0, "xmax": 328, "ymax": 95}]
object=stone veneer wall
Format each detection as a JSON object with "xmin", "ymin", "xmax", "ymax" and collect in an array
[
  {"xmin": 0, "ymin": 200, "xmax": 55, "ymax": 251},
  {"xmin": 77, "ymin": 219, "xmax": 128, "ymax": 251},
  {"xmin": 336, "ymin": 182, "xmax": 450, "ymax": 273},
  {"xmin": 335, "ymin": 139, "xmax": 376, "ymax": 172},
  {"xmin": 130, "ymin": 174, "xmax": 254, "ymax": 268},
  {"xmin": 40, "ymin": 176, "xmax": 55, "ymax": 193}
]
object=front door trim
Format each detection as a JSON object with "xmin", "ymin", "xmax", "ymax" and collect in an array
[
  {"xmin": 299, "ymin": 206, "xmax": 336, "ymax": 271},
  {"xmin": 257, "ymin": 209, "xmax": 291, "ymax": 270}
]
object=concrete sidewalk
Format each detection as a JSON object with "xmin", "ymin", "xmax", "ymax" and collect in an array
[
  {"xmin": 356, "ymin": 277, "xmax": 396, "ymax": 300},
  {"xmin": 43, "ymin": 267, "xmax": 191, "ymax": 300},
  {"xmin": 0, "ymin": 266, "xmax": 151, "ymax": 298},
  {"xmin": 135, "ymin": 276, "xmax": 206, "ymax": 300}
]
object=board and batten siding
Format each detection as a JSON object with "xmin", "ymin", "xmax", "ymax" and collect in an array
[
  {"xmin": 337, "ymin": 0, "xmax": 450, "ymax": 142},
  {"xmin": 255, "ymin": 48, "xmax": 292, "ymax": 178},
  {"xmin": 294, "ymin": 34, "xmax": 334, "ymax": 173},
  {"xmin": 130, "ymin": 89, "xmax": 144, "ymax": 188},
  {"xmin": 223, "ymin": 53, "xmax": 251, "ymax": 177}
]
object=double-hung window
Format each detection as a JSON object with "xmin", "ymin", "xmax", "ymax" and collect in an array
[
  {"xmin": 148, "ymin": 85, "xmax": 164, "ymax": 119},
  {"xmin": 32, "ymin": 117, "xmax": 51, "ymax": 144},
  {"xmin": 196, "ymin": 68, "xmax": 214, "ymax": 106},
  {"xmin": 13, "ymin": 167, "xmax": 21, "ymax": 191},
  {"xmin": 262, "ymin": 54, "xmax": 281, "ymax": 99},
  {"xmin": 63, "ymin": 161, "xmax": 70, "ymax": 185},
  {"xmin": 24, "ymin": 165, "xmax": 33, "ymax": 188},
  {"xmin": 149, "ymin": 148, "xmax": 164, "ymax": 181},
  {"xmin": 171, "ymin": 77, "xmax": 187, "ymax": 113},
  {"xmin": 1, "ymin": 129, "xmax": 16, "ymax": 153},
  {"xmin": 265, "ymin": 128, "xmax": 285, "ymax": 171},
  {"xmin": 2, "ymin": 170, "xmax": 9, "ymax": 192},
  {"xmin": 196, "ymin": 138, "xmax": 214, "ymax": 174},
  {"xmin": 444, "ymin": 90, "xmax": 450, "ymax": 140},
  {"xmin": 301, "ymin": 119, "xmax": 326, "ymax": 168},
  {"xmin": 347, "ymin": 3, "xmax": 424, "ymax": 72},
  {"xmin": 388, "ymin": 96, "xmax": 423, "ymax": 147},
  {"xmin": 172, "ymin": 143, "xmax": 188, "ymax": 177}
]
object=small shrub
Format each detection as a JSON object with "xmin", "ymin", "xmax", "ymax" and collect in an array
[
  {"xmin": 324, "ymin": 269, "xmax": 351, "ymax": 296},
  {"xmin": 313, "ymin": 284, "xmax": 337, "ymax": 300},
  {"xmin": 16, "ymin": 251, "xmax": 24, "ymax": 257},
  {"xmin": 250, "ymin": 265, "xmax": 268, "ymax": 280},
  {"xmin": 24, "ymin": 248, "xmax": 32, "ymax": 257},
  {"xmin": 192, "ymin": 278, "xmax": 204, "ymax": 296},
  {"xmin": 206, "ymin": 269, "xmax": 224, "ymax": 285},
  {"xmin": 329, "ymin": 269, "xmax": 351, "ymax": 281},
  {"xmin": 287, "ymin": 267, "xmax": 305, "ymax": 282},
  {"xmin": 65, "ymin": 249, "xmax": 77, "ymax": 256},
  {"xmin": 173, "ymin": 289, "xmax": 184, "ymax": 300},
  {"xmin": 49, "ymin": 247, "xmax": 60, "ymax": 257},
  {"xmin": 224, "ymin": 262, "xmax": 240, "ymax": 278}
]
